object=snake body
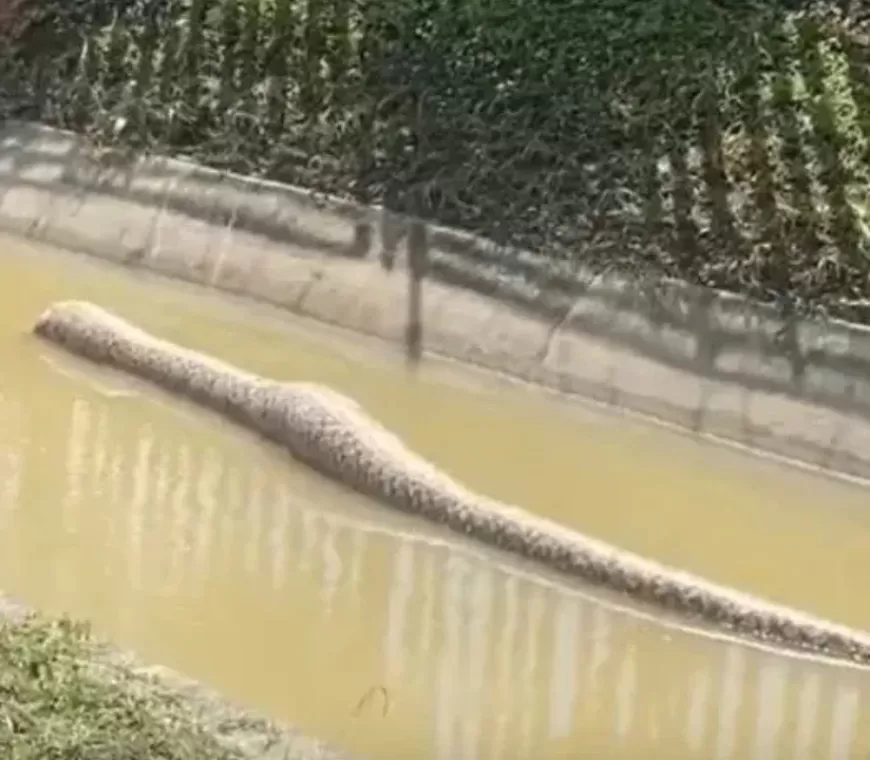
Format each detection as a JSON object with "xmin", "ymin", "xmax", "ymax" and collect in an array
[{"xmin": 33, "ymin": 300, "xmax": 870, "ymax": 666}]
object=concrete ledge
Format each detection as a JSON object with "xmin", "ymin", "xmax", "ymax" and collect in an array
[{"xmin": 2, "ymin": 120, "xmax": 870, "ymax": 480}]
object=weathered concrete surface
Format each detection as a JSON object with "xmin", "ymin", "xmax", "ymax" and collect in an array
[{"xmin": 2, "ymin": 120, "xmax": 870, "ymax": 480}]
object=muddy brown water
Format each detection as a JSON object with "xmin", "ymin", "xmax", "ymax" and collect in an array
[{"xmin": 1, "ymin": 232, "xmax": 870, "ymax": 758}]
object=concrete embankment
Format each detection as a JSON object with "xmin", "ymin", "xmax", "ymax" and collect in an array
[{"xmin": 2, "ymin": 121, "xmax": 870, "ymax": 481}]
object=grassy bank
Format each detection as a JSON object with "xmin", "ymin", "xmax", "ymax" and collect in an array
[
  {"xmin": 0, "ymin": 612, "xmax": 248, "ymax": 759},
  {"xmin": 2, "ymin": 0, "xmax": 870, "ymax": 320},
  {"xmin": 0, "ymin": 608, "xmax": 344, "ymax": 760}
]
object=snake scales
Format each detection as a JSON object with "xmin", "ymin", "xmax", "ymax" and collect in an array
[{"xmin": 33, "ymin": 300, "xmax": 870, "ymax": 666}]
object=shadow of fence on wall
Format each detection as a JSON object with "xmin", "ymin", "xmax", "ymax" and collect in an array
[{"xmin": 2, "ymin": 121, "xmax": 870, "ymax": 461}]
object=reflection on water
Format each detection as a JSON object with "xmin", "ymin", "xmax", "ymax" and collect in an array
[
  {"xmin": 2, "ymin": 236, "xmax": 870, "ymax": 758},
  {"xmin": 5, "ymin": 238, "xmax": 870, "ymax": 628},
  {"xmin": 0, "ymin": 386, "xmax": 868, "ymax": 759}
]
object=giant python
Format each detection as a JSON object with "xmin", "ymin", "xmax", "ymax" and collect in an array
[{"xmin": 33, "ymin": 300, "xmax": 870, "ymax": 666}]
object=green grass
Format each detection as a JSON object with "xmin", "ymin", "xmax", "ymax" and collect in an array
[
  {"xmin": 2, "ymin": 0, "xmax": 870, "ymax": 320},
  {"xmin": 0, "ymin": 612, "xmax": 247, "ymax": 759}
]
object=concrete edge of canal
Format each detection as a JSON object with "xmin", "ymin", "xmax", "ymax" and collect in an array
[{"xmin": 2, "ymin": 121, "xmax": 870, "ymax": 482}]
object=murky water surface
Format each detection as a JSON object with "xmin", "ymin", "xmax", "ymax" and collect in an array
[{"xmin": 1, "ymin": 233, "xmax": 870, "ymax": 758}]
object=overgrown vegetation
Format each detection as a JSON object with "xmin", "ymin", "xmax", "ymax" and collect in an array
[
  {"xmin": 0, "ymin": 612, "xmax": 246, "ymax": 759},
  {"xmin": 2, "ymin": 0, "xmax": 870, "ymax": 320}
]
